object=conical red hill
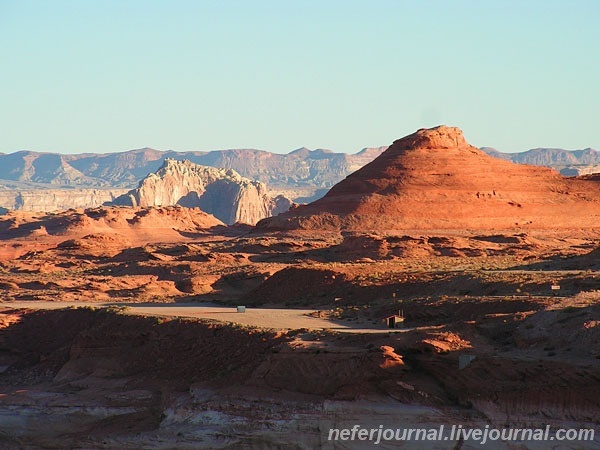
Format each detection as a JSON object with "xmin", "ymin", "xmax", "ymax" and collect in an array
[{"xmin": 257, "ymin": 126, "xmax": 600, "ymax": 231}]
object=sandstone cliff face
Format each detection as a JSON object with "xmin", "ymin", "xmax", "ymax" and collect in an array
[
  {"xmin": 112, "ymin": 159, "xmax": 293, "ymax": 225},
  {"xmin": 0, "ymin": 189, "xmax": 129, "ymax": 213},
  {"xmin": 257, "ymin": 125, "xmax": 600, "ymax": 231}
]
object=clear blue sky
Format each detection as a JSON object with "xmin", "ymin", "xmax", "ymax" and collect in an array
[{"xmin": 1, "ymin": 0, "xmax": 598, "ymax": 154}]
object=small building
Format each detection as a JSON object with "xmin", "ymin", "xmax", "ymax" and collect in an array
[
  {"xmin": 384, "ymin": 313, "xmax": 405, "ymax": 329},
  {"xmin": 237, "ymin": 305, "xmax": 246, "ymax": 313},
  {"xmin": 458, "ymin": 354, "xmax": 476, "ymax": 370}
]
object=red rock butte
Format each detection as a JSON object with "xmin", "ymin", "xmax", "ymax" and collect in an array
[{"xmin": 257, "ymin": 125, "xmax": 600, "ymax": 231}]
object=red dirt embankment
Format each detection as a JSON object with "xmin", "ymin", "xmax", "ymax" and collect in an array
[{"xmin": 0, "ymin": 307, "xmax": 407, "ymax": 399}]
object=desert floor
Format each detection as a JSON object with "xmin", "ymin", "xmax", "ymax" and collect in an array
[{"xmin": 1, "ymin": 207, "xmax": 599, "ymax": 448}]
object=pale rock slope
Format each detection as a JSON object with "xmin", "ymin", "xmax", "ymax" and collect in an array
[{"xmin": 0, "ymin": 189, "xmax": 128, "ymax": 212}]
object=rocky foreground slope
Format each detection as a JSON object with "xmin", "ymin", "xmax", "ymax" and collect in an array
[
  {"xmin": 111, "ymin": 159, "xmax": 293, "ymax": 225},
  {"xmin": 1, "ymin": 294, "xmax": 599, "ymax": 448},
  {"xmin": 258, "ymin": 126, "xmax": 600, "ymax": 231}
]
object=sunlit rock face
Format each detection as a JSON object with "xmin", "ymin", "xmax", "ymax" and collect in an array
[{"xmin": 257, "ymin": 126, "xmax": 600, "ymax": 231}]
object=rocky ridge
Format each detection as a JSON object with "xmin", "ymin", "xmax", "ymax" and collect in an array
[
  {"xmin": 0, "ymin": 147, "xmax": 389, "ymax": 190},
  {"xmin": 3, "ymin": 141, "xmax": 600, "ymax": 214}
]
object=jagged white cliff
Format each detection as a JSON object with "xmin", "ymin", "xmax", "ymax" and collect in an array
[{"xmin": 112, "ymin": 159, "xmax": 293, "ymax": 225}]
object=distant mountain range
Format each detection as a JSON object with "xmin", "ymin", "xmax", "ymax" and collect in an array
[
  {"xmin": 1, "ymin": 144, "xmax": 599, "ymax": 212},
  {"xmin": 0, "ymin": 146, "xmax": 389, "ymax": 191},
  {"xmin": 481, "ymin": 147, "xmax": 600, "ymax": 176}
]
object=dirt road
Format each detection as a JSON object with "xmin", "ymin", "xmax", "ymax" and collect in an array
[{"xmin": 0, "ymin": 301, "xmax": 402, "ymax": 333}]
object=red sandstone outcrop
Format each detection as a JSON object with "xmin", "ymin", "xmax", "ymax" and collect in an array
[
  {"xmin": 112, "ymin": 159, "xmax": 293, "ymax": 225},
  {"xmin": 257, "ymin": 126, "xmax": 600, "ymax": 231},
  {"xmin": 0, "ymin": 206, "xmax": 223, "ymax": 244}
]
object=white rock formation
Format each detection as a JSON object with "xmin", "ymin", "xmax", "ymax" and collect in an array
[{"xmin": 112, "ymin": 159, "xmax": 293, "ymax": 225}]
